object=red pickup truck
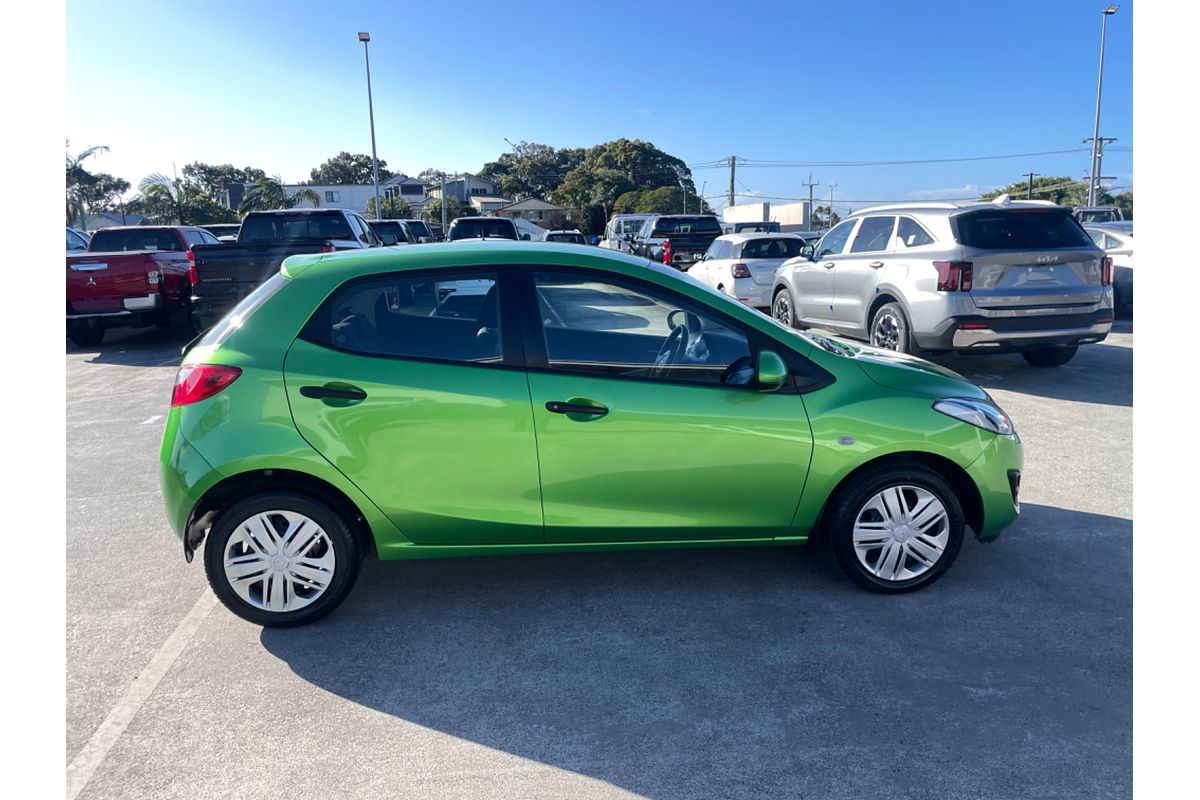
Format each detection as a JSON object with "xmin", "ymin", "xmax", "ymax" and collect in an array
[{"xmin": 65, "ymin": 226, "xmax": 221, "ymax": 347}]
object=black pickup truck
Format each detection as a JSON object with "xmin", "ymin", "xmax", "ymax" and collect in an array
[
  {"xmin": 190, "ymin": 208, "xmax": 381, "ymax": 329},
  {"xmin": 631, "ymin": 214, "xmax": 723, "ymax": 269}
]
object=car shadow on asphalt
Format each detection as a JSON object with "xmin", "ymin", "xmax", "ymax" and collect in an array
[
  {"xmin": 259, "ymin": 502, "xmax": 1131, "ymax": 799},
  {"xmin": 928, "ymin": 326, "xmax": 1132, "ymax": 408},
  {"xmin": 66, "ymin": 326, "xmax": 191, "ymax": 367}
]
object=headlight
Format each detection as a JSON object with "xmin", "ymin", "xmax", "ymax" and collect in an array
[{"xmin": 933, "ymin": 397, "xmax": 1014, "ymax": 435}]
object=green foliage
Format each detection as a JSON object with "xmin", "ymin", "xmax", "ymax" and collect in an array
[
  {"xmin": 480, "ymin": 142, "xmax": 586, "ymax": 199},
  {"xmin": 421, "ymin": 197, "xmax": 475, "ymax": 223},
  {"xmin": 811, "ymin": 205, "xmax": 841, "ymax": 229},
  {"xmin": 237, "ymin": 177, "xmax": 321, "ymax": 216},
  {"xmin": 308, "ymin": 152, "xmax": 393, "ymax": 185},
  {"xmin": 66, "ymin": 141, "xmax": 112, "ymax": 226},
  {"xmin": 365, "ymin": 196, "xmax": 413, "ymax": 219},
  {"xmin": 416, "ymin": 168, "xmax": 448, "ymax": 188},
  {"xmin": 181, "ymin": 162, "xmax": 267, "ymax": 202},
  {"xmin": 979, "ymin": 176, "xmax": 1114, "ymax": 208},
  {"xmin": 1113, "ymin": 191, "xmax": 1133, "ymax": 220}
]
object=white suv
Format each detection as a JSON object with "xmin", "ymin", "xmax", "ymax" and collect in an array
[
  {"xmin": 687, "ymin": 233, "xmax": 810, "ymax": 309},
  {"xmin": 770, "ymin": 199, "xmax": 1115, "ymax": 367}
]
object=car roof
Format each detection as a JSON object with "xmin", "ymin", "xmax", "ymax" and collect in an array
[
  {"xmin": 850, "ymin": 199, "xmax": 1063, "ymax": 217},
  {"xmin": 717, "ymin": 232, "xmax": 808, "ymax": 244}
]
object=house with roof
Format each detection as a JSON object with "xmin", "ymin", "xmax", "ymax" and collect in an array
[
  {"xmin": 428, "ymin": 173, "xmax": 503, "ymax": 204},
  {"xmin": 492, "ymin": 197, "xmax": 572, "ymax": 228}
]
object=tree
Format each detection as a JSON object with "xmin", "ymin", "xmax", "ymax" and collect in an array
[
  {"xmin": 181, "ymin": 162, "xmax": 267, "ymax": 202},
  {"xmin": 238, "ymin": 176, "xmax": 321, "ymax": 216},
  {"xmin": 811, "ymin": 205, "xmax": 840, "ymax": 229},
  {"xmin": 1113, "ymin": 191, "xmax": 1133, "ymax": 219},
  {"xmin": 422, "ymin": 197, "xmax": 474, "ymax": 223},
  {"xmin": 308, "ymin": 152, "xmax": 392, "ymax": 185},
  {"xmin": 66, "ymin": 141, "xmax": 111, "ymax": 226},
  {"xmin": 979, "ymin": 175, "xmax": 1113, "ymax": 208},
  {"xmin": 137, "ymin": 173, "xmax": 190, "ymax": 224},
  {"xmin": 633, "ymin": 186, "xmax": 697, "ymax": 214},
  {"xmin": 416, "ymin": 168, "xmax": 448, "ymax": 189},
  {"xmin": 365, "ymin": 196, "xmax": 413, "ymax": 219},
  {"xmin": 479, "ymin": 142, "xmax": 586, "ymax": 200}
]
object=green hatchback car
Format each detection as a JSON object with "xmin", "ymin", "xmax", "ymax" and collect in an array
[{"xmin": 160, "ymin": 242, "xmax": 1022, "ymax": 626}]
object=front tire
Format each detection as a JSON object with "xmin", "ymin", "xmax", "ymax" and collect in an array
[
  {"xmin": 203, "ymin": 492, "xmax": 361, "ymax": 627},
  {"xmin": 1021, "ymin": 345, "xmax": 1078, "ymax": 368},
  {"xmin": 829, "ymin": 464, "xmax": 965, "ymax": 593}
]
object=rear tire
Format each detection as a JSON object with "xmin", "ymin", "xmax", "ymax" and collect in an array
[
  {"xmin": 204, "ymin": 491, "xmax": 362, "ymax": 627},
  {"xmin": 829, "ymin": 464, "xmax": 965, "ymax": 593},
  {"xmin": 869, "ymin": 302, "xmax": 922, "ymax": 356},
  {"xmin": 67, "ymin": 324, "xmax": 104, "ymax": 348},
  {"xmin": 772, "ymin": 289, "xmax": 797, "ymax": 328},
  {"xmin": 1022, "ymin": 345, "xmax": 1078, "ymax": 368}
]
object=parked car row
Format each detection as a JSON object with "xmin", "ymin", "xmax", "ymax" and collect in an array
[{"xmin": 684, "ymin": 198, "xmax": 1118, "ymax": 367}]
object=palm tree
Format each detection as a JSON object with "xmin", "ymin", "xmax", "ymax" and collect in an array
[
  {"xmin": 238, "ymin": 176, "xmax": 321, "ymax": 216},
  {"xmin": 66, "ymin": 141, "xmax": 110, "ymax": 226},
  {"xmin": 138, "ymin": 173, "xmax": 189, "ymax": 224}
]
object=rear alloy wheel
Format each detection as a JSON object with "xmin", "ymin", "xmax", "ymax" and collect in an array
[
  {"xmin": 772, "ymin": 290, "xmax": 796, "ymax": 328},
  {"xmin": 869, "ymin": 302, "xmax": 919, "ymax": 355},
  {"xmin": 829, "ymin": 464, "xmax": 965, "ymax": 593},
  {"xmin": 1021, "ymin": 345, "xmax": 1078, "ymax": 368},
  {"xmin": 204, "ymin": 492, "xmax": 361, "ymax": 627}
]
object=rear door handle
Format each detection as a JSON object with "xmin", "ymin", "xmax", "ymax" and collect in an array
[
  {"xmin": 300, "ymin": 384, "xmax": 367, "ymax": 401},
  {"xmin": 546, "ymin": 401, "xmax": 608, "ymax": 417},
  {"xmin": 869, "ymin": 261, "xmax": 884, "ymax": 269},
  {"xmin": 822, "ymin": 262, "xmax": 836, "ymax": 269}
]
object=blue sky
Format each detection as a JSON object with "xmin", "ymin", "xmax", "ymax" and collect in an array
[{"xmin": 65, "ymin": 0, "xmax": 1133, "ymax": 214}]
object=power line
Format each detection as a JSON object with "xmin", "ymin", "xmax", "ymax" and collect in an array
[{"xmin": 686, "ymin": 147, "xmax": 1115, "ymax": 170}]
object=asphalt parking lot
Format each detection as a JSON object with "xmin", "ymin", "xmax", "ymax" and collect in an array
[{"xmin": 66, "ymin": 321, "xmax": 1132, "ymax": 800}]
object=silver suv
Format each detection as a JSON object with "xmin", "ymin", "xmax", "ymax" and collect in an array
[{"xmin": 770, "ymin": 199, "xmax": 1115, "ymax": 367}]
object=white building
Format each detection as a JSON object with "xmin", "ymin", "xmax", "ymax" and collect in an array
[
  {"xmin": 428, "ymin": 173, "xmax": 502, "ymax": 204},
  {"xmin": 722, "ymin": 200, "xmax": 812, "ymax": 232},
  {"xmin": 284, "ymin": 174, "xmax": 434, "ymax": 216}
]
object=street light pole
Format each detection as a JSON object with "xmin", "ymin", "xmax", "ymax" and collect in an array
[
  {"xmin": 358, "ymin": 32, "xmax": 382, "ymax": 221},
  {"xmin": 828, "ymin": 183, "xmax": 837, "ymax": 228},
  {"xmin": 1087, "ymin": 5, "xmax": 1119, "ymax": 207}
]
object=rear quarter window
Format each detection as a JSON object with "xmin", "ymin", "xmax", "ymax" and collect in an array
[{"xmin": 954, "ymin": 210, "xmax": 1094, "ymax": 250}]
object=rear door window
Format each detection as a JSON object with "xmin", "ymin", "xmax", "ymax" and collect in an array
[
  {"xmin": 849, "ymin": 217, "xmax": 896, "ymax": 253},
  {"xmin": 954, "ymin": 210, "xmax": 1093, "ymax": 249},
  {"xmin": 316, "ymin": 272, "xmax": 503, "ymax": 363}
]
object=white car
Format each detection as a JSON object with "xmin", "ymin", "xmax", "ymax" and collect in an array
[
  {"xmin": 598, "ymin": 214, "xmax": 653, "ymax": 251},
  {"xmin": 1085, "ymin": 221, "xmax": 1133, "ymax": 315},
  {"xmin": 687, "ymin": 233, "xmax": 810, "ymax": 309}
]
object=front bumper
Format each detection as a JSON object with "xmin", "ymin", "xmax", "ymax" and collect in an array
[
  {"xmin": 965, "ymin": 432, "xmax": 1023, "ymax": 541},
  {"xmin": 914, "ymin": 309, "xmax": 1113, "ymax": 352}
]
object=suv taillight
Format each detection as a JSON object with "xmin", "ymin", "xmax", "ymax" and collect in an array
[
  {"xmin": 187, "ymin": 249, "xmax": 198, "ymax": 285},
  {"xmin": 661, "ymin": 240, "xmax": 672, "ymax": 265},
  {"xmin": 731, "ymin": 263, "xmax": 751, "ymax": 278},
  {"xmin": 171, "ymin": 364, "xmax": 242, "ymax": 407},
  {"xmin": 1101, "ymin": 256, "xmax": 1113, "ymax": 286},
  {"xmin": 321, "ymin": 243, "xmax": 335, "ymax": 253},
  {"xmin": 934, "ymin": 261, "xmax": 973, "ymax": 292}
]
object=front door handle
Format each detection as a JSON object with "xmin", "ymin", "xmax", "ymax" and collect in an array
[
  {"xmin": 546, "ymin": 401, "xmax": 608, "ymax": 417},
  {"xmin": 300, "ymin": 384, "xmax": 367, "ymax": 402},
  {"xmin": 822, "ymin": 262, "xmax": 836, "ymax": 270},
  {"xmin": 869, "ymin": 261, "xmax": 884, "ymax": 269}
]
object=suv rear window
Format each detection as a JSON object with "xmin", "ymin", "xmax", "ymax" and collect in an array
[
  {"xmin": 741, "ymin": 238, "xmax": 804, "ymax": 259},
  {"xmin": 405, "ymin": 220, "xmax": 432, "ymax": 238},
  {"xmin": 240, "ymin": 213, "xmax": 352, "ymax": 243},
  {"xmin": 954, "ymin": 209, "xmax": 1093, "ymax": 250},
  {"xmin": 90, "ymin": 229, "xmax": 182, "ymax": 252},
  {"xmin": 546, "ymin": 233, "xmax": 586, "ymax": 244},
  {"xmin": 448, "ymin": 219, "xmax": 517, "ymax": 240},
  {"xmin": 651, "ymin": 217, "xmax": 721, "ymax": 235}
]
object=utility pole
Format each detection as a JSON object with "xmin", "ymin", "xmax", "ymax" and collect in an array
[
  {"xmin": 441, "ymin": 174, "xmax": 449, "ymax": 232},
  {"xmin": 828, "ymin": 183, "xmax": 838, "ymax": 228},
  {"xmin": 1023, "ymin": 172, "xmax": 1040, "ymax": 199},
  {"xmin": 1082, "ymin": 137, "xmax": 1117, "ymax": 203},
  {"xmin": 728, "ymin": 156, "xmax": 736, "ymax": 208},
  {"xmin": 802, "ymin": 173, "xmax": 819, "ymax": 230},
  {"xmin": 1087, "ymin": 5, "xmax": 1120, "ymax": 207},
  {"xmin": 679, "ymin": 178, "xmax": 687, "ymax": 214}
]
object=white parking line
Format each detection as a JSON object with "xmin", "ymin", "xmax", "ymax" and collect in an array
[
  {"xmin": 140, "ymin": 415, "xmax": 163, "ymax": 425},
  {"xmin": 66, "ymin": 590, "xmax": 218, "ymax": 800}
]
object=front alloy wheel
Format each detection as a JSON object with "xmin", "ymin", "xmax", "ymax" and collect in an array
[
  {"xmin": 772, "ymin": 290, "xmax": 795, "ymax": 328},
  {"xmin": 829, "ymin": 464, "xmax": 965, "ymax": 592},
  {"xmin": 204, "ymin": 492, "xmax": 361, "ymax": 627}
]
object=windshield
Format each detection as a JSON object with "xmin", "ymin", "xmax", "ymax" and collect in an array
[
  {"xmin": 652, "ymin": 216, "xmax": 721, "ymax": 235},
  {"xmin": 240, "ymin": 213, "xmax": 352, "ymax": 243},
  {"xmin": 370, "ymin": 221, "xmax": 405, "ymax": 237},
  {"xmin": 617, "ymin": 218, "xmax": 647, "ymax": 236},
  {"xmin": 953, "ymin": 209, "xmax": 1093, "ymax": 250},
  {"xmin": 89, "ymin": 229, "xmax": 182, "ymax": 252},
  {"xmin": 448, "ymin": 219, "xmax": 517, "ymax": 240}
]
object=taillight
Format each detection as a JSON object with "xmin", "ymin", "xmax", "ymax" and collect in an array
[
  {"xmin": 662, "ymin": 240, "xmax": 672, "ymax": 265},
  {"xmin": 731, "ymin": 263, "xmax": 752, "ymax": 278},
  {"xmin": 171, "ymin": 364, "xmax": 242, "ymax": 407},
  {"xmin": 321, "ymin": 244, "xmax": 335, "ymax": 253},
  {"xmin": 187, "ymin": 249, "xmax": 198, "ymax": 285},
  {"xmin": 934, "ymin": 261, "xmax": 973, "ymax": 292},
  {"xmin": 1100, "ymin": 256, "xmax": 1113, "ymax": 286}
]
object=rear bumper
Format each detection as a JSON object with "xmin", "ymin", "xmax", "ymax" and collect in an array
[
  {"xmin": 66, "ymin": 294, "xmax": 163, "ymax": 322},
  {"xmin": 728, "ymin": 281, "xmax": 774, "ymax": 308},
  {"xmin": 914, "ymin": 309, "xmax": 1113, "ymax": 352}
]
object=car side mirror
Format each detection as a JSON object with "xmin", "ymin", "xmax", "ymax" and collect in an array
[
  {"xmin": 756, "ymin": 350, "xmax": 788, "ymax": 392},
  {"xmin": 801, "ymin": 243, "xmax": 815, "ymax": 260}
]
